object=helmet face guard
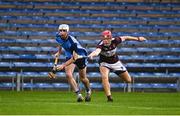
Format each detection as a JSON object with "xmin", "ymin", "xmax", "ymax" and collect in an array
[
  {"xmin": 101, "ymin": 30, "xmax": 112, "ymax": 46},
  {"xmin": 102, "ymin": 30, "xmax": 112, "ymax": 39},
  {"xmin": 58, "ymin": 24, "xmax": 69, "ymax": 39},
  {"xmin": 58, "ymin": 24, "xmax": 69, "ymax": 32}
]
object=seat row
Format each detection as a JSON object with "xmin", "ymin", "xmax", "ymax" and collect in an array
[
  {"xmin": 0, "ymin": 8, "xmax": 179, "ymax": 16},
  {"xmin": 1, "ymin": 38, "xmax": 180, "ymax": 47},
  {"xmin": 1, "ymin": 46, "xmax": 180, "ymax": 55},
  {"xmin": 1, "ymin": 15, "xmax": 180, "ymax": 23},
  {"xmin": 1, "ymin": 31, "xmax": 180, "ymax": 37},
  {"xmin": 1, "ymin": 53, "xmax": 180, "ymax": 62},
  {"xmin": 0, "ymin": 1, "xmax": 179, "ymax": 13},
  {"xmin": 1, "ymin": 1, "xmax": 179, "ymax": 8},
  {"xmin": 1, "ymin": 23, "xmax": 180, "ymax": 31},
  {"xmin": 0, "ymin": 61, "xmax": 180, "ymax": 71},
  {"xmin": 0, "ymin": 82, "xmax": 176, "ymax": 90},
  {"xmin": 1, "ymin": 71, "xmax": 180, "ymax": 78}
]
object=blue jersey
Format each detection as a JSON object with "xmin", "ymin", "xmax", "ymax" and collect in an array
[{"xmin": 56, "ymin": 34, "xmax": 87, "ymax": 60}]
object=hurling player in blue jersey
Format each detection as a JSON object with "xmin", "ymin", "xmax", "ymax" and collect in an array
[
  {"xmin": 88, "ymin": 30, "xmax": 147, "ymax": 102},
  {"xmin": 54, "ymin": 24, "xmax": 91, "ymax": 102}
]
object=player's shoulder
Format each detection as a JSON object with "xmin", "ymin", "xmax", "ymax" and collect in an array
[
  {"xmin": 69, "ymin": 35, "xmax": 76, "ymax": 40},
  {"xmin": 113, "ymin": 36, "xmax": 122, "ymax": 43},
  {"xmin": 55, "ymin": 33, "xmax": 59, "ymax": 37},
  {"xmin": 98, "ymin": 40, "xmax": 103, "ymax": 45}
]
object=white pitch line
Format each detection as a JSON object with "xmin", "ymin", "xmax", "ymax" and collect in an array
[
  {"xmin": 4, "ymin": 101, "xmax": 180, "ymax": 111},
  {"xmin": 58, "ymin": 102, "xmax": 158, "ymax": 110}
]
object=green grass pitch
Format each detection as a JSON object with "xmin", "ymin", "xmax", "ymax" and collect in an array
[{"xmin": 0, "ymin": 90, "xmax": 180, "ymax": 115}]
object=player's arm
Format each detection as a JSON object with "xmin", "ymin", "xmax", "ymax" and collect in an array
[
  {"xmin": 56, "ymin": 57, "xmax": 75, "ymax": 70},
  {"xmin": 53, "ymin": 46, "xmax": 62, "ymax": 70},
  {"xmin": 88, "ymin": 48, "xmax": 101, "ymax": 59},
  {"xmin": 48, "ymin": 46, "xmax": 62, "ymax": 79},
  {"xmin": 120, "ymin": 36, "xmax": 147, "ymax": 42},
  {"xmin": 54, "ymin": 46, "xmax": 62, "ymax": 58}
]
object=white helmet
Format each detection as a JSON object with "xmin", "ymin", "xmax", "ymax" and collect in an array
[{"xmin": 58, "ymin": 24, "xmax": 69, "ymax": 32}]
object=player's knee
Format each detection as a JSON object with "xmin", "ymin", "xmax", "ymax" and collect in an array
[
  {"xmin": 80, "ymin": 76, "xmax": 88, "ymax": 82},
  {"xmin": 126, "ymin": 78, "xmax": 132, "ymax": 83},
  {"xmin": 66, "ymin": 73, "xmax": 73, "ymax": 79},
  {"xmin": 102, "ymin": 76, "xmax": 109, "ymax": 82}
]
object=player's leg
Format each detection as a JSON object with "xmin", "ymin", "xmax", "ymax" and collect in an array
[
  {"xmin": 113, "ymin": 61, "xmax": 132, "ymax": 92},
  {"xmin": 75, "ymin": 58, "xmax": 91, "ymax": 102},
  {"xmin": 79, "ymin": 66, "xmax": 91, "ymax": 102},
  {"xmin": 65, "ymin": 63, "xmax": 83, "ymax": 102},
  {"xmin": 118, "ymin": 71, "xmax": 132, "ymax": 83},
  {"xmin": 99, "ymin": 66, "xmax": 113, "ymax": 102},
  {"xmin": 117, "ymin": 71, "xmax": 132, "ymax": 92}
]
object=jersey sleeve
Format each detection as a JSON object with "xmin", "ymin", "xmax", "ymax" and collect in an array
[
  {"xmin": 96, "ymin": 40, "xmax": 103, "ymax": 49},
  {"xmin": 115, "ymin": 37, "xmax": 123, "ymax": 45}
]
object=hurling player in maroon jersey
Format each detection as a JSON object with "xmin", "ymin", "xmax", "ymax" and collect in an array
[{"xmin": 88, "ymin": 30, "xmax": 147, "ymax": 102}]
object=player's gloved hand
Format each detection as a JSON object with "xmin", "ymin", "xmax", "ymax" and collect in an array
[
  {"xmin": 138, "ymin": 37, "xmax": 147, "ymax": 41},
  {"xmin": 54, "ymin": 52, "xmax": 60, "ymax": 58},
  {"xmin": 88, "ymin": 55, "xmax": 93, "ymax": 60},
  {"xmin": 56, "ymin": 64, "xmax": 65, "ymax": 71},
  {"xmin": 52, "ymin": 65, "xmax": 57, "ymax": 72}
]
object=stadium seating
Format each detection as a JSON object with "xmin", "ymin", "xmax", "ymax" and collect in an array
[{"xmin": 0, "ymin": 0, "xmax": 180, "ymax": 91}]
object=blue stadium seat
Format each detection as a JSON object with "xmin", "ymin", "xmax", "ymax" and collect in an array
[
  {"xmin": 90, "ymin": 83, "xmax": 102, "ymax": 89},
  {"xmin": 35, "ymin": 54, "xmax": 52, "ymax": 60},
  {"xmin": 15, "ymin": 39, "xmax": 32, "ymax": 44},
  {"xmin": 22, "ymin": 72, "xmax": 40, "ymax": 77},
  {"xmin": 9, "ymin": 46, "xmax": 25, "ymax": 52},
  {"xmin": 137, "ymin": 47, "xmax": 153, "ymax": 52},
  {"xmin": 0, "ymin": 83, "xmax": 14, "ymax": 88},
  {"xmin": 87, "ymin": 63, "xmax": 99, "ymax": 68},
  {"xmin": 134, "ymin": 83, "xmax": 152, "ymax": 88},
  {"xmin": 0, "ymin": 72, "xmax": 17, "ymax": 77},
  {"xmin": 0, "ymin": 46, "xmax": 9, "ymax": 52},
  {"xmin": 14, "ymin": 62, "xmax": 29, "ymax": 67},
  {"xmin": 25, "ymin": 47, "xmax": 42, "ymax": 52},
  {"xmin": 87, "ymin": 72, "xmax": 101, "ymax": 78},
  {"xmin": 56, "ymin": 72, "xmax": 66, "ymax": 77},
  {"xmin": 169, "ymin": 73, "xmax": 180, "ymax": 78},
  {"xmin": 52, "ymin": 83, "xmax": 69, "ymax": 88},
  {"xmin": 0, "ymin": 39, "xmax": 16, "ymax": 43},
  {"xmin": 118, "ymin": 48, "xmax": 138, "ymax": 52},
  {"xmin": 39, "ymin": 72, "xmax": 49, "ymax": 77},
  {"xmin": 0, "ymin": 62, "xmax": 13, "ymax": 68},
  {"xmin": 2, "ymin": 54, "xmax": 20, "ymax": 59},
  {"xmin": 19, "ymin": 54, "xmax": 36, "ymax": 59},
  {"xmin": 35, "ymin": 83, "xmax": 53, "ymax": 88},
  {"xmin": 134, "ymin": 72, "xmax": 154, "ymax": 78},
  {"xmin": 110, "ymin": 83, "xmax": 121, "ymax": 88},
  {"xmin": 41, "ymin": 47, "xmax": 56, "ymax": 52},
  {"xmin": 153, "ymin": 73, "xmax": 169, "ymax": 78},
  {"xmin": 0, "ymin": 72, "xmax": 8, "ymax": 77},
  {"xmin": 160, "ymin": 63, "xmax": 180, "ymax": 68},
  {"xmin": 29, "ymin": 62, "xmax": 48, "ymax": 68},
  {"xmin": 170, "ymin": 48, "xmax": 180, "ymax": 52},
  {"xmin": 6, "ymin": 72, "xmax": 17, "ymax": 77},
  {"xmin": 31, "ymin": 39, "xmax": 54, "ymax": 44},
  {"xmin": 23, "ymin": 83, "xmax": 35, "ymax": 88},
  {"xmin": 109, "ymin": 73, "xmax": 117, "ymax": 78},
  {"xmin": 153, "ymin": 47, "xmax": 170, "ymax": 52}
]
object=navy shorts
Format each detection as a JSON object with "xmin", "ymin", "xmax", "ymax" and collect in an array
[{"xmin": 74, "ymin": 58, "xmax": 87, "ymax": 69}]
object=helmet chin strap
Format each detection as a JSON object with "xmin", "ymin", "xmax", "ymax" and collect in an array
[
  {"xmin": 60, "ymin": 33, "xmax": 68, "ymax": 40},
  {"xmin": 104, "ymin": 43, "xmax": 111, "ymax": 47},
  {"xmin": 104, "ymin": 41, "xmax": 111, "ymax": 46}
]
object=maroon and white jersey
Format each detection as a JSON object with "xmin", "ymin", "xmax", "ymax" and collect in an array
[{"xmin": 97, "ymin": 37, "xmax": 123, "ymax": 64}]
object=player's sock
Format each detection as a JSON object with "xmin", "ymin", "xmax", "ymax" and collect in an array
[
  {"xmin": 75, "ymin": 90, "xmax": 80, "ymax": 95},
  {"xmin": 107, "ymin": 95, "xmax": 113, "ymax": 102},
  {"xmin": 85, "ymin": 88, "xmax": 90, "ymax": 93},
  {"xmin": 85, "ymin": 89, "xmax": 91, "ymax": 102}
]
